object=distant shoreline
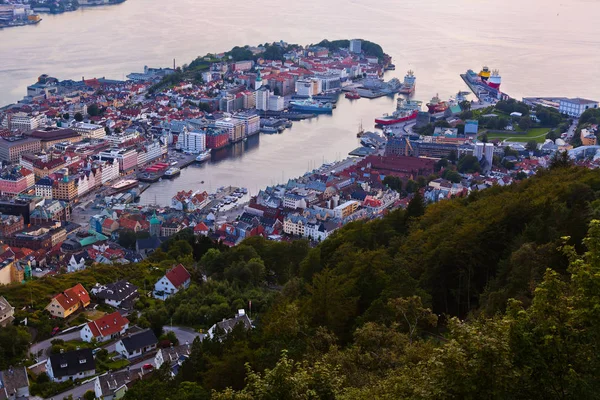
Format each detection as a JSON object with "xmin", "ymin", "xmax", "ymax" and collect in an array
[{"xmin": 0, "ymin": 0, "xmax": 126, "ymax": 29}]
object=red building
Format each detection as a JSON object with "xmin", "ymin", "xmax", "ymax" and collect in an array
[{"xmin": 205, "ymin": 129, "xmax": 229, "ymax": 150}]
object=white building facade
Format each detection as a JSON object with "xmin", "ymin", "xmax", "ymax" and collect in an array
[{"xmin": 559, "ymin": 98, "xmax": 599, "ymax": 117}]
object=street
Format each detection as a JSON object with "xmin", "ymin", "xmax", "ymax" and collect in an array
[
  {"xmin": 30, "ymin": 327, "xmax": 83, "ymax": 360},
  {"xmin": 164, "ymin": 325, "xmax": 204, "ymax": 345},
  {"xmin": 42, "ymin": 326, "xmax": 202, "ymax": 399}
]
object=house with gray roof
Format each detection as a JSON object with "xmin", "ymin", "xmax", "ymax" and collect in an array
[
  {"xmin": 0, "ymin": 366, "xmax": 29, "ymax": 400},
  {"xmin": 207, "ymin": 309, "xmax": 252, "ymax": 340}
]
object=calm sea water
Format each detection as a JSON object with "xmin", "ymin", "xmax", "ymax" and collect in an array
[{"xmin": 1, "ymin": 0, "xmax": 598, "ymax": 203}]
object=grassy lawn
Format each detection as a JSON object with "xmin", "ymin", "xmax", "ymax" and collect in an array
[
  {"xmin": 83, "ymin": 310, "xmax": 106, "ymax": 320},
  {"xmin": 486, "ymin": 127, "xmax": 550, "ymax": 143}
]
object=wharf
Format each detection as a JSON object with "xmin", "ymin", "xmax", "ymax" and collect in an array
[
  {"xmin": 260, "ymin": 111, "xmax": 315, "ymax": 120},
  {"xmin": 349, "ymin": 147, "xmax": 377, "ymax": 157},
  {"xmin": 290, "ymin": 94, "xmax": 338, "ymax": 104},
  {"xmin": 460, "ymin": 74, "xmax": 483, "ymax": 101}
]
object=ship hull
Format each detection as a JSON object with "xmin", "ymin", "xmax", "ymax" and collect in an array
[
  {"xmin": 398, "ymin": 85, "xmax": 415, "ymax": 94},
  {"xmin": 374, "ymin": 111, "xmax": 418, "ymax": 125},
  {"xmin": 164, "ymin": 172, "xmax": 180, "ymax": 178},
  {"xmin": 427, "ymin": 104, "xmax": 448, "ymax": 114}
]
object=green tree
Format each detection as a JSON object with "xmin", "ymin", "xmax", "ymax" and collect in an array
[
  {"xmin": 88, "ymin": 103, "xmax": 102, "ymax": 117},
  {"xmin": 389, "ymin": 296, "xmax": 437, "ymax": 343},
  {"xmin": 434, "ymin": 158, "xmax": 448, "ymax": 172},
  {"xmin": 83, "ymin": 390, "xmax": 95, "ymax": 400},
  {"xmin": 457, "ymin": 154, "xmax": 482, "ymax": 173},
  {"xmin": 405, "ymin": 179, "xmax": 419, "ymax": 193},
  {"xmin": 382, "ymin": 175, "xmax": 402, "ymax": 192},
  {"xmin": 525, "ymin": 140, "xmax": 538, "ymax": 152},
  {"xmin": 549, "ymin": 150, "xmax": 573, "ymax": 169},
  {"xmin": 448, "ymin": 150, "xmax": 458, "ymax": 164},
  {"xmin": 459, "ymin": 100, "xmax": 471, "ymax": 111},
  {"xmin": 74, "ymin": 112, "xmax": 84, "ymax": 122},
  {"xmin": 405, "ymin": 191, "xmax": 425, "ymax": 221},
  {"xmin": 304, "ymin": 269, "xmax": 357, "ymax": 338},
  {"xmin": 212, "ymin": 350, "xmax": 342, "ymax": 400},
  {"xmin": 0, "ymin": 325, "xmax": 32, "ymax": 369},
  {"xmin": 518, "ymin": 116, "xmax": 532, "ymax": 130},
  {"xmin": 441, "ymin": 169, "xmax": 461, "ymax": 183},
  {"xmin": 118, "ymin": 229, "xmax": 137, "ymax": 249},
  {"xmin": 63, "ymin": 113, "xmax": 70, "ymax": 120}
]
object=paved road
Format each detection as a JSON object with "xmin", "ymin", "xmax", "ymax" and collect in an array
[
  {"xmin": 30, "ymin": 328, "xmax": 83, "ymax": 360},
  {"xmin": 164, "ymin": 325, "xmax": 204, "ymax": 345},
  {"xmin": 47, "ymin": 358, "xmax": 151, "ymax": 400},
  {"xmin": 46, "ymin": 326, "xmax": 203, "ymax": 400}
]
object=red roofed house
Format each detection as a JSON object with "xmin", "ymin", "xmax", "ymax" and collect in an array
[
  {"xmin": 118, "ymin": 218, "xmax": 141, "ymax": 232},
  {"xmin": 101, "ymin": 219, "xmax": 119, "ymax": 236},
  {"xmin": 80, "ymin": 311, "xmax": 129, "ymax": 343},
  {"xmin": 45, "ymin": 283, "xmax": 91, "ymax": 318},
  {"xmin": 154, "ymin": 264, "xmax": 191, "ymax": 300},
  {"xmin": 193, "ymin": 222, "xmax": 210, "ymax": 236}
]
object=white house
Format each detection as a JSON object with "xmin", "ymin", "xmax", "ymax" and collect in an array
[
  {"xmin": 116, "ymin": 329, "xmax": 158, "ymax": 360},
  {"xmin": 559, "ymin": 98, "xmax": 599, "ymax": 117},
  {"xmin": 90, "ymin": 280, "xmax": 139, "ymax": 309},
  {"xmin": 207, "ymin": 309, "xmax": 252, "ymax": 340},
  {"xmin": 80, "ymin": 311, "xmax": 129, "ymax": 343},
  {"xmin": 153, "ymin": 264, "xmax": 191, "ymax": 300},
  {"xmin": 94, "ymin": 368, "xmax": 146, "ymax": 400},
  {"xmin": 67, "ymin": 254, "xmax": 86, "ymax": 273},
  {"xmin": 46, "ymin": 349, "xmax": 95, "ymax": 382},
  {"xmin": 154, "ymin": 344, "xmax": 192, "ymax": 376}
]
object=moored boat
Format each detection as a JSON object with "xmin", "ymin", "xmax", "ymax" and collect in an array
[
  {"xmin": 426, "ymin": 94, "xmax": 449, "ymax": 114},
  {"xmin": 195, "ymin": 149, "xmax": 212, "ymax": 163}
]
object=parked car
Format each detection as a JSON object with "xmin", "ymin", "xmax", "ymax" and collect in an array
[
  {"xmin": 51, "ymin": 327, "xmax": 60, "ymax": 336},
  {"xmin": 142, "ymin": 364, "xmax": 154, "ymax": 371}
]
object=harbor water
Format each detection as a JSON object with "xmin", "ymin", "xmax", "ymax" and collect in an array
[{"xmin": 1, "ymin": 0, "xmax": 599, "ymax": 203}]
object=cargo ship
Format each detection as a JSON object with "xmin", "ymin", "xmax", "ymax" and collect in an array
[
  {"xmin": 195, "ymin": 149, "xmax": 211, "ymax": 163},
  {"xmin": 345, "ymin": 91, "xmax": 361, "ymax": 99},
  {"xmin": 374, "ymin": 99, "xmax": 421, "ymax": 125},
  {"xmin": 426, "ymin": 94, "xmax": 449, "ymax": 114},
  {"xmin": 164, "ymin": 167, "xmax": 181, "ymax": 178},
  {"xmin": 478, "ymin": 66, "xmax": 501, "ymax": 90},
  {"xmin": 398, "ymin": 70, "xmax": 416, "ymax": 94},
  {"xmin": 289, "ymin": 98, "xmax": 333, "ymax": 113}
]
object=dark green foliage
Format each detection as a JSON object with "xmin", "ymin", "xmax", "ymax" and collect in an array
[
  {"xmin": 495, "ymin": 98, "xmax": 529, "ymax": 116},
  {"xmin": 457, "ymin": 154, "xmax": 482, "ymax": 173},
  {"xmin": 0, "ymin": 325, "xmax": 31, "ymax": 369},
  {"xmin": 534, "ymin": 105, "xmax": 563, "ymax": 127},
  {"xmin": 87, "ymin": 103, "xmax": 102, "ymax": 117},
  {"xmin": 316, "ymin": 39, "xmax": 384, "ymax": 59},
  {"xmin": 382, "ymin": 175, "xmax": 402, "ymax": 192},
  {"xmin": 226, "ymin": 46, "xmax": 253, "ymax": 62}
]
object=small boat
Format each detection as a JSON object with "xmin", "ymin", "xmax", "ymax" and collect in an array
[
  {"xmin": 164, "ymin": 167, "xmax": 181, "ymax": 178},
  {"xmin": 345, "ymin": 91, "xmax": 361, "ymax": 99},
  {"xmin": 261, "ymin": 126, "xmax": 278, "ymax": 134},
  {"xmin": 195, "ymin": 149, "xmax": 212, "ymax": 163}
]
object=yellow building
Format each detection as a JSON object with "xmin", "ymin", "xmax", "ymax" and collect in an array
[
  {"xmin": 52, "ymin": 176, "xmax": 78, "ymax": 202},
  {"xmin": 333, "ymin": 201, "xmax": 360, "ymax": 219},
  {"xmin": 580, "ymin": 128, "xmax": 597, "ymax": 146},
  {"xmin": 46, "ymin": 284, "xmax": 90, "ymax": 319}
]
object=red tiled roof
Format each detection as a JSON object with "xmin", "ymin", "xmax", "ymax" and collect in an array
[
  {"xmin": 194, "ymin": 222, "xmax": 209, "ymax": 232},
  {"xmin": 165, "ymin": 264, "xmax": 191, "ymax": 288},
  {"xmin": 53, "ymin": 283, "xmax": 90, "ymax": 310},
  {"xmin": 102, "ymin": 218, "xmax": 116, "ymax": 228},
  {"xmin": 87, "ymin": 311, "xmax": 129, "ymax": 338}
]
